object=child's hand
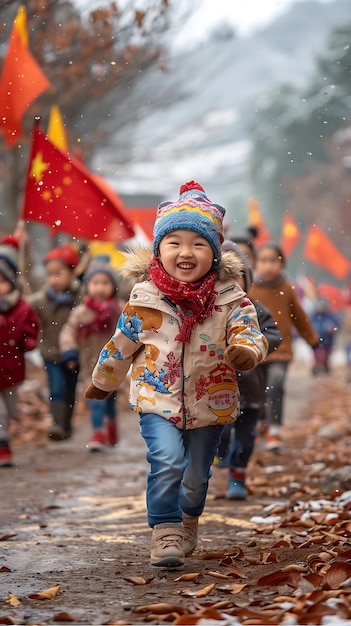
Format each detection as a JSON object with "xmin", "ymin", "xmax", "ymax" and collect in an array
[
  {"xmin": 85, "ymin": 383, "xmax": 112, "ymax": 400},
  {"xmin": 225, "ymin": 345, "xmax": 258, "ymax": 372}
]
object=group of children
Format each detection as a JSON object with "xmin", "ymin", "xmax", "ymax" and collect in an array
[
  {"xmin": 0, "ymin": 239, "xmax": 123, "ymax": 466},
  {"xmin": 1, "ymin": 179, "xmax": 322, "ymax": 569}
]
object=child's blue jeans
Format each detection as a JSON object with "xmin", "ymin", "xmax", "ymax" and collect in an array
[
  {"xmin": 139, "ymin": 412, "xmax": 223, "ymax": 528},
  {"xmin": 88, "ymin": 394, "xmax": 117, "ymax": 430},
  {"xmin": 44, "ymin": 360, "xmax": 78, "ymax": 408}
]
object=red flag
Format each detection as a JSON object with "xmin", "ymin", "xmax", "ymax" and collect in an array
[
  {"xmin": 0, "ymin": 6, "xmax": 51, "ymax": 147},
  {"xmin": 303, "ymin": 224, "xmax": 350, "ymax": 280},
  {"xmin": 280, "ymin": 212, "xmax": 301, "ymax": 257},
  {"xmin": 21, "ymin": 125, "xmax": 135, "ymax": 242},
  {"xmin": 126, "ymin": 207, "xmax": 157, "ymax": 240},
  {"xmin": 248, "ymin": 197, "xmax": 272, "ymax": 246}
]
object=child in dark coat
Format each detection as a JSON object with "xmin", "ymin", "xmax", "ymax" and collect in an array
[
  {"xmin": 215, "ymin": 241, "xmax": 282, "ymax": 498},
  {"xmin": 0, "ymin": 236, "xmax": 39, "ymax": 466}
]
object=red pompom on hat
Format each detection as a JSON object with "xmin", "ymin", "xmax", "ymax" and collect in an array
[
  {"xmin": 179, "ymin": 180, "xmax": 206, "ymax": 196},
  {"xmin": 153, "ymin": 180, "xmax": 226, "ymax": 269},
  {"xmin": 1, "ymin": 235, "xmax": 20, "ymax": 250},
  {"xmin": 44, "ymin": 243, "xmax": 80, "ymax": 269}
]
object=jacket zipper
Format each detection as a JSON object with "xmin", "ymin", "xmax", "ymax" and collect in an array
[{"xmin": 181, "ymin": 342, "xmax": 186, "ymax": 429}]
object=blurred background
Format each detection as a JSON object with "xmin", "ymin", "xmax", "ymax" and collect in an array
[{"xmin": 0, "ymin": 0, "xmax": 350, "ymax": 287}]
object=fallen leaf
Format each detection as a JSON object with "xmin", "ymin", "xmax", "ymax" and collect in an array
[
  {"xmin": 53, "ymin": 611, "xmax": 84, "ymax": 622},
  {"xmin": 202, "ymin": 551, "xmax": 227, "ymax": 560},
  {"xmin": 133, "ymin": 602, "xmax": 185, "ymax": 615},
  {"xmin": 124, "ymin": 576, "xmax": 153, "ymax": 585},
  {"xmin": 174, "ymin": 572, "xmax": 201, "ymax": 581},
  {"xmin": 207, "ymin": 571, "xmax": 231, "ymax": 579},
  {"xmin": 227, "ymin": 565, "xmax": 247, "ymax": 578},
  {"xmin": 145, "ymin": 613, "xmax": 180, "ymax": 623},
  {"xmin": 257, "ymin": 570, "xmax": 300, "ymax": 588},
  {"xmin": 6, "ymin": 593, "xmax": 21, "ymax": 606},
  {"xmin": 0, "ymin": 566, "xmax": 11, "ymax": 573},
  {"xmin": 0, "ymin": 535, "xmax": 16, "ymax": 542},
  {"xmin": 173, "ymin": 616, "xmax": 199, "ymax": 625},
  {"xmin": 0, "ymin": 617, "xmax": 17, "ymax": 624},
  {"xmin": 195, "ymin": 583, "xmax": 216, "ymax": 597},
  {"xmin": 230, "ymin": 583, "xmax": 248, "ymax": 594},
  {"xmin": 29, "ymin": 584, "xmax": 61, "ymax": 600},
  {"xmin": 322, "ymin": 561, "xmax": 351, "ymax": 589}
]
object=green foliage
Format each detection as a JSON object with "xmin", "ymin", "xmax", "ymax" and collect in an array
[{"xmin": 249, "ymin": 21, "xmax": 351, "ymax": 244}]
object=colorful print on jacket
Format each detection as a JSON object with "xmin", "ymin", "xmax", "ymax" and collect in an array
[{"xmin": 92, "ymin": 248, "xmax": 268, "ymax": 429}]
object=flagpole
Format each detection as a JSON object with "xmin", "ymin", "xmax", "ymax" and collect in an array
[{"xmin": 16, "ymin": 117, "xmax": 41, "ymax": 288}]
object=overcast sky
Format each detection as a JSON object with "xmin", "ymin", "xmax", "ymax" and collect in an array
[{"xmin": 173, "ymin": 0, "xmax": 336, "ymax": 47}]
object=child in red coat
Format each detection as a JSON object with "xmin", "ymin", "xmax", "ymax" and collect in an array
[{"xmin": 0, "ymin": 237, "xmax": 39, "ymax": 467}]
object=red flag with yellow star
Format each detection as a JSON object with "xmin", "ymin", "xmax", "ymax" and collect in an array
[
  {"xmin": 280, "ymin": 212, "xmax": 301, "ymax": 257},
  {"xmin": 0, "ymin": 6, "xmax": 51, "ymax": 147},
  {"xmin": 21, "ymin": 125, "xmax": 135, "ymax": 242}
]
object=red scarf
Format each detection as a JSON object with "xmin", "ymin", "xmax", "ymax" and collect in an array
[
  {"xmin": 78, "ymin": 296, "xmax": 120, "ymax": 340},
  {"xmin": 149, "ymin": 256, "xmax": 218, "ymax": 343}
]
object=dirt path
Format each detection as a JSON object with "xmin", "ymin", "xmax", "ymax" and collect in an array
[{"xmin": 0, "ymin": 359, "xmax": 341, "ymax": 625}]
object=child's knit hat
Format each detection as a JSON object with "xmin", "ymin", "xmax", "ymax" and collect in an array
[
  {"xmin": 44, "ymin": 243, "xmax": 80, "ymax": 269},
  {"xmin": 153, "ymin": 181, "xmax": 226, "ymax": 269},
  {"xmin": 84, "ymin": 256, "xmax": 119, "ymax": 293},
  {"xmin": 0, "ymin": 236, "xmax": 19, "ymax": 285}
]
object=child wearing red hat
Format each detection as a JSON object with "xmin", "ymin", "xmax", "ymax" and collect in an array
[
  {"xmin": 0, "ymin": 236, "xmax": 39, "ymax": 466},
  {"xmin": 28, "ymin": 243, "xmax": 83, "ymax": 440}
]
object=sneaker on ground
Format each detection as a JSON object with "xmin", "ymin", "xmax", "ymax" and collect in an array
[
  {"xmin": 182, "ymin": 515, "xmax": 198, "ymax": 556},
  {"xmin": 88, "ymin": 430, "xmax": 106, "ymax": 452},
  {"xmin": 265, "ymin": 433, "xmax": 283, "ymax": 452},
  {"xmin": 48, "ymin": 424, "xmax": 70, "ymax": 441},
  {"xmin": 227, "ymin": 472, "xmax": 247, "ymax": 500},
  {"xmin": 0, "ymin": 443, "xmax": 13, "ymax": 467},
  {"xmin": 150, "ymin": 524, "xmax": 185, "ymax": 568}
]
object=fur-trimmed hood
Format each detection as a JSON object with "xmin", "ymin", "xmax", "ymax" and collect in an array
[{"xmin": 118, "ymin": 247, "xmax": 244, "ymax": 285}]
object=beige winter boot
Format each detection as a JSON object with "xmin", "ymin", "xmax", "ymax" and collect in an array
[
  {"xmin": 183, "ymin": 514, "xmax": 199, "ymax": 556},
  {"xmin": 150, "ymin": 523, "xmax": 185, "ymax": 567}
]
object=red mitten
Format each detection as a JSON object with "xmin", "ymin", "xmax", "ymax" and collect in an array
[
  {"xmin": 225, "ymin": 345, "xmax": 257, "ymax": 372},
  {"xmin": 84, "ymin": 383, "xmax": 113, "ymax": 400}
]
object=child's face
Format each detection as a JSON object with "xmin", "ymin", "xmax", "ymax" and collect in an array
[
  {"xmin": 236, "ymin": 243, "xmax": 255, "ymax": 269},
  {"xmin": 0, "ymin": 273, "xmax": 13, "ymax": 296},
  {"xmin": 255, "ymin": 247, "xmax": 283, "ymax": 282},
  {"xmin": 158, "ymin": 230, "xmax": 214, "ymax": 283},
  {"xmin": 45, "ymin": 259, "xmax": 74, "ymax": 292},
  {"xmin": 87, "ymin": 272, "xmax": 115, "ymax": 302}
]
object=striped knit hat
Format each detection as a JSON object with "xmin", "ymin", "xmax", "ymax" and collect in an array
[
  {"xmin": 0, "ymin": 236, "xmax": 19, "ymax": 285},
  {"xmin": 152, "ymin": 181, "xmax": 226, "ymax": 270}
]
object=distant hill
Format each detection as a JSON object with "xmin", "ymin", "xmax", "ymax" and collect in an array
[{"xmin": 92, "ymin": 0, "xmax": 350, "ymax": 212}]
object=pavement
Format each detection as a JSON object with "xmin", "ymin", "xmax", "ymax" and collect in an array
[{"xmin": 0, "ymin": 353, "xmax": 330, "ymax": 625}]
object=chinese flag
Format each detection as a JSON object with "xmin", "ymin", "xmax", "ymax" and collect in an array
[
  {"xmin": 280, "ymin": 212, "xmax": 301, "ymax": 257},
  {"xmin": 303, "ymin": 224, "xmax": 350, "ymax": 280},
  {"xmin": 248, "ymin": 197, "xmax": 272, "ymax": 246},
  {"xmin": 21, "ymin": 125, "xmax": 135, "ymax": 242},
  {"xmin": 0, "ymin": 6, "xmax": 51, "ymax": 147}
]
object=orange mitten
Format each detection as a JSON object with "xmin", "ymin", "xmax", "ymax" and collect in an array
[
  {"xmin": 225, "ymin": 345, "xmax": 257, "ymax": 372},
  {"xmin": 84, "ymin": 383, "xmax": 112, "ymax": 400}
]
